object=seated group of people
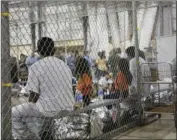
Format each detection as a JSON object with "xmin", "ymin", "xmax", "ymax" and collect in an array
[
  {"xmin": 11, "ymin": 37, "xmax": 149, "ymax": 139},
  {"xmin": 97, "ymin": 58, "xmax": 132, "ymax": 100},
  {"xmin": 74, "ymin": 46, "xmax": 151, "ymax": 108}
]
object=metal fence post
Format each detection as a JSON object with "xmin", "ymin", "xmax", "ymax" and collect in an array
[
  {"xmin": 83, "ymin": 3, "xmax": 88, "ymax": 52},
  {"xmin": 1, "ymin": 2, "xmax": 12, "ymax": 139},
  {"xmin": 132, "ymin": 1, "xmax": 140, "ymax": 91},
  {"xmin": 29, "ymin": 2, "xmax": 36, "ymax": 54},
  {"xmin": 132, "ymin": 1, "xmax": 141, "ymax": 125},
  {"xmin": 37, "ymin": 2, "xmax": 43, "ymax": 39}
]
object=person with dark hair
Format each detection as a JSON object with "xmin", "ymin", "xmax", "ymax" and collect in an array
[
  {"xmin": 19, "ymin": 54, "xmax": 27, "ymax": 66},
  {"xmin": 114, "ymin": 58, "xmax": 132, "ymax": 98},
  {"xmin": 12, "ymin": 37, "xmax": 75, "ymax": 139},
  {"xmin": 75, "ymin": 57, "xmax": 93, "ymax": 106},
  {"xmin": 95, "ymin": 51, "xmax": 108, "ymax": 79},
  {"xmin": 126, "ymin": 46, "xmax": 151, "ymax": 96},
  {"xmin": 103, "ymin": 59, "xmax": 132, "ymax": 110},
  {"xmin": 102, "ymin": 50, "xmax": 106, "ymax": 59},
  {"xmin": 125, "ymin": 46, "xmax": 135, "ymax": 60},
  {"xmin": 139, "ymin": 50, "xmax": 146, "ymax": 60},
  {"xmin": 108, "ymin": 48, "xmax": 121, "ymax": 78},
  {"xmin": 126, "ymin": 46, "xmax": 146, "ymax": 60}
]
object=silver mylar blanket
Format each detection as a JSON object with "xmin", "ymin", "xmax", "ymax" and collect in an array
[{"xmin": 54, "ymin": 113, "xmax": 90, "ymax": 139}]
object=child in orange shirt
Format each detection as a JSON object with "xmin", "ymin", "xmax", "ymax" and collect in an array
[
  {"xmin": 103, "ymin": 58, "xmax": 132, "ymax": 100},
  {"xmin": 75, "ymin": 57, "xmax": 92, "ymax": 106},
  {"xmin": 114, "ymin": 58, "xmax": 132, "ymax": 98}
]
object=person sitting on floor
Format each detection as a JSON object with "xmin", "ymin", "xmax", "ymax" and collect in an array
[
  {"xmin": 75, "ymin": 57, "xmax": 93, "ymax": 107},
  {"xmin": 114, "ymin": 58, "xmax": 133, "ymax": 98},
  {"xmin": 98, "ymin": 72, "xmax": 112, "ymax": 96},
  {"xmin": 104, "ymin": 58, "xmax": 132, "ymax": 99}
]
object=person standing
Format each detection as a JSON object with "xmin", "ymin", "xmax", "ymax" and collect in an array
[
  {"xmin": 126, "ymin": 46, "xmax": 151, "ymax": 97},
  {"xmin": 12, "ymin": 37, "xmax": 75, "ymax": 139}
]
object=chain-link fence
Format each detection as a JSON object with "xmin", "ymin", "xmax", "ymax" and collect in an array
[{"xmin": 1, "ymin": 1, "xmax": 176, "ymax": 139}]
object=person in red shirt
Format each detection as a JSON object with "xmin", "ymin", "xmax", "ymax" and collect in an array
[
  {"xmin": 114, "ymin": 58, "xmax": 133, "ymax": 98},
  {"xmin": 103, "ymin": 58, "xmax": 132, "ymax": 101},
  {"xmin": 75, "ymin": 57, "xmax": 93, "ymax": 106}
]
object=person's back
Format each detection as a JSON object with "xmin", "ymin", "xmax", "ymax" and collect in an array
[
  {"xmin": 29, "ymin": 56, "xmax": 75, "ymax": 116},
  {"xmin": 130, "ymin": 57, "xmax": 150, "ymax": 96},
  {"xmin": 12, "ymin": 37, "xmax": 75, "ymax": 139}
]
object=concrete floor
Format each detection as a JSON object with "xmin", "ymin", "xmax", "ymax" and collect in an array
[{"xmin": 114, "ymin": 115, "xmax": 176, "ymax": 139}]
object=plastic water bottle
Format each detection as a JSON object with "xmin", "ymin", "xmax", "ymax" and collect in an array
[{"xmin": 75, "ymin": 93, "xmax": 83, "ymax": 108}]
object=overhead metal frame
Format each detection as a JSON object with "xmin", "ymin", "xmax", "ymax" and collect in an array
[{"xmin": 8, "ymin": 1, "xmax": 74, "ymax": 9}]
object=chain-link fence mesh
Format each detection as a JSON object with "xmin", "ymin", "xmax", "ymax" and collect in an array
[{"xmin": 1, "ymin": 1, "xmax": 176, "ymax": 139}]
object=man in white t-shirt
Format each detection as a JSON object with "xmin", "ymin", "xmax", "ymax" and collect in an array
[
  {"xmin": 126, "ymin": 46, "xmax": 151, "ymax": 97},
  {"xmin": 12, "ymin": 37, "xmax": 75, "ymax": 139}
]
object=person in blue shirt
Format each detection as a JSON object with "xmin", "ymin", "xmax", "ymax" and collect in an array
[{"xmin": 25, "ymin": 52, "xmax": 40, "ymax": 71}]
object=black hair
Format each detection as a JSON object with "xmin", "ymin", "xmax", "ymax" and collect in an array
[
  {"xmin": 99, "ymin": 51, "xmax": 106, "ymax": 59},
  {"xmin": 20, "ymin": 54, "xmax": 25, "ymax": 57},
  {"xmin": 98, "ymin": 52, "xmax": 102, "ymax": 57},
  {"xmin": 118, "ymin": 58, "xmax": 132, "ymax": 85},
  {"xmin": 37, "ymin": 37, "xmax": 55, "ymax": 57},
  {"xmin": 126, "ymin": 46, "xmax": 135, "ymax": 58},
  {"xmin": 139, "ymin": 50, "xmax": 146, "ymax": 60},
  {"xmin": 75, "ymin": 56, "xmax": 91, "ymax": 77}
]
